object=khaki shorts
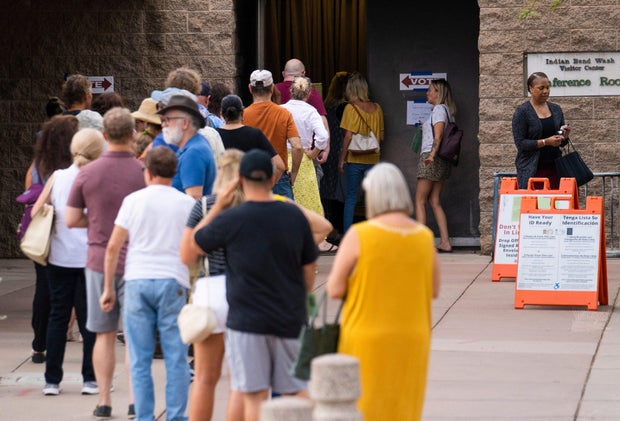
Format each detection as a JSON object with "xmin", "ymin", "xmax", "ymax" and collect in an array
[{"xmin": 85, "ymin": 268, "xmax": 124, "ymax": 333}]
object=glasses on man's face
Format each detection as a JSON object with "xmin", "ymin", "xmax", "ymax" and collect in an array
[{"xmin": 160, "ymin": 116, "xmax": 186, "ymax": 125}]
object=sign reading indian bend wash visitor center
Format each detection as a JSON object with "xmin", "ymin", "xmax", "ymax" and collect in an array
[{"xmin": 525, "ymin": 51, "xmax": 620, "ymax": 97}]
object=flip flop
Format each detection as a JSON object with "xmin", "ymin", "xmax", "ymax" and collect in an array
[
  {"xmin": 436, "ymin": 247, "xmax": 453, "ymax": 253},
  {"xmin": 319, "ymin": 243, "xmax": 339, "ymax": 254}
]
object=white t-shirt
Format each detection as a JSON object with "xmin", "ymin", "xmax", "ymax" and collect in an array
[
  {"xmin": 49, "ymin": 164, "xmax": 88, "ymax": 268},
  {"xmin": 114, "ymin": 184, "xmax": 196, "ymax": 288},
  {"xmin": 421, "ymin": 104, "xmax": 451, "ymax": 153}
]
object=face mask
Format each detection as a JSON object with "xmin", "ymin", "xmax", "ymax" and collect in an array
[{"xmin": 163, "ymin": 125, "xmax": 183, "ymax": 145}]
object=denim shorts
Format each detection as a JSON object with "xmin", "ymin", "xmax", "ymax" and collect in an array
[{"xmin": 85, "ymin": 268, "xmax": 124, "ymax": 333}]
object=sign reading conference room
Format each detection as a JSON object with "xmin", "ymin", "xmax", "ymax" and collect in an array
[{"xmin": 525, "ymin": 51, "xmax": 620, "ymax": 97}]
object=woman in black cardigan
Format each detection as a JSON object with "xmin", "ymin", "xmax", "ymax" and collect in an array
[{"xmin": 512, "ymin": 72, "xmax": 571, "ymax": 189}]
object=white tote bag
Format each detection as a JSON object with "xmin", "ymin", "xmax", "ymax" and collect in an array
[{"xmin": 20, "ymin": 203, "xmax": 54, "ymax": 266}]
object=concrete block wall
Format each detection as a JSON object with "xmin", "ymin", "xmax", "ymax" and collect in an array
[
  {"xmin": 1, "ymin": 0, "xmax": 237, "ymax": 257},
  {"xmin": 477, "ymin": 0, "xmax": 620, "ymax": 254}
]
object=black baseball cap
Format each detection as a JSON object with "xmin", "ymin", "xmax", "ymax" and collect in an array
[{"xmin": 239, "ymin": 149, "xmax": 273, "ymax": 181}]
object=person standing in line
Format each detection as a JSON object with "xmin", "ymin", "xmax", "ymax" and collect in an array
[
  {"xmin": 415, "ymin": 78, "xmax": 456, "ymax": 253},
  {"xmin": 23, "ymin": 115, "xmax": 77, "ymax": 364},
  {"xmin": 31, "ymin": 128, "xmax": 105, "ymax": 396},
  {"xmin": 275, "ymin": 58, "xmax": 330, "ymax": 166},
  {"xmin": 196, "ymin": 81, "xmax": 225, "ymax": 128},
  {"xmin": 327, "ymin": 162, "xmax": 440, "ymax": 421},
  {"xmin": 193, "ymin": 149, "xmax": 318, "ymax": 421},
  {"xmin": 281, "ymin": 77, "xmax": 335, "ymax": 252},
  {"xmin": 150, "ymin": 66, "xmax": 205, "ymax": 152},
  {"xmin": 216, "ymin": 94, "xmax": 286, "ymax": 174},
  {"xmin": 156, "ymin": 95, "xmax": 217, "ymax": 200},
  {"xmin": 338, "ymin": 72, "xmax": 384, "ymax": 233},
  {"xmin": 242, "ymin": 69, "xmax": 303, "ymax": 200},
  {"xmin": 60, "ymin": 73, "xmax": 103, "ymax": 131},
  {"xmin": 512, "ymin": 71, "xmax": 570, "ymax": 190},
  {"xmin": 321, "ymin": 71, "xmax": 350, "ymax": 244},
  {"xmin": 280, "ymin": 76, "xmax": 329, "ymax": 214},
  {"xmin": 131, "ymin": 98, "xmax": 162, "ymax": 161},
  {"xmin": 180, "ymin": 149, "xmax": 245, "ymax": 421},
  {"xmin": 91, "ymin": 92, "xmax": 124, "ymax": 118},
  {"xmin": 66, "ymin": 107, "xmax": 145, "ymax": 419},
  {"xmin": 102, "ymin": 146, "xmax": 195, "ymax": 421},
  {"xmin": 207, "ymin": 82, "xmax": 232, "ymax": 119}
]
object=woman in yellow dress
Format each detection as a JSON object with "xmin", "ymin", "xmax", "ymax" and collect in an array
[{"xmin": 326, "ymin": 162, "xmax": 440, "ymax": 421}]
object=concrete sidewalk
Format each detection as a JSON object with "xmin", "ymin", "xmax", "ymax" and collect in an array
[{"xmin": 1, "ymin": 253, "xmax": 619, "ymax": 420}]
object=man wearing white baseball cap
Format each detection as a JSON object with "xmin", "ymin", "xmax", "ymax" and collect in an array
[{"xmin": 242, "ymin": 69, "xmax": 303, "ymax": 200}]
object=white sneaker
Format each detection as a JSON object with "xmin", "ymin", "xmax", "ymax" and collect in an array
[
  {"xmin": 82, "ymin": 381, "xmax": 115, "ymax": 395},
  {"xmin": 81, "ymin": 381, "xmax": 98, "ymax": 395},
  {"xmin": 43, "ymin": 383, "xmax": 60, "ymax": 395}
]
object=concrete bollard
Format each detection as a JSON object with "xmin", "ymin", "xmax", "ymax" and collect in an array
[
  {"xmin": 310, "ymin": 353, "xmax": 362, "ymax": 421},
  {"xmin": 260, "ymin": 396, "xmax": 313, "ymax": 421}
]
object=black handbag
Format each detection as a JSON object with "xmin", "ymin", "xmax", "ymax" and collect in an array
[
  {"xmin": 290, "ymin": 291, "xmax": 343, "ymax": 381},
  {"xmin": 554, "ymin": 138, "xmax": 593, "ymax": 186}
]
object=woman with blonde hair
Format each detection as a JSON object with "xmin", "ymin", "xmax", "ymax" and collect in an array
[
  {"xmin": 327, "ymin": 162, "xmax": 439, "ymax": 421},
  {"xmin": 338, "ymin": 72, "xmax": 384, "ymax": 233},
  {"xmin": 415, "ymin": 79, "xmax": 456, "ymax": 252},
  {"xmin": 180, "ymin": 148, "xmax": 245, "ymax": 421},
  {"xmin": 281, "ymin": 76, "xmax": 329, "ymax": 211},
  {"xmin": 32, "ymin": 128, "xmax": 106, "ymax": 396}
]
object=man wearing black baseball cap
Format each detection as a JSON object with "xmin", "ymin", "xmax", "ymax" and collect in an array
[
  {"xmin": 157, "ymin": 95, "xmax": 216, "ymax": 199},
  {"xmin": 193, "ymin": 148, "xmax": 319, "ymax": 413}
]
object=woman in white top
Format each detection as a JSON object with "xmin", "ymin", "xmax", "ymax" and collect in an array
[
  {"xmin": 32, "ymin": 128, "xmax": 105, "ymax": 395},
  {"xmin": 415, "ymin": 79, "xmax": 457, "ymax": 253},
  {"xmin": 281, "ymin": 77, "xmax": 329, "ymax": 216}
]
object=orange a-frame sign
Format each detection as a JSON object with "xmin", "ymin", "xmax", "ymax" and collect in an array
[
  {"xmin": 492, "ymin": 177, "xmax": 579, "ymax": 282},
  {"xmin": 514, "ymin": 196, "xmax": 608, "ymax": 311}
]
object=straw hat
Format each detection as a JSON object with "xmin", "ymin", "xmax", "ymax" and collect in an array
[{"xmin": 132, "ymin": 98, "xmax": 161, "ymax": 125}]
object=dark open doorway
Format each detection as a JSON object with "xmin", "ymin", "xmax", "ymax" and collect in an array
[{"xmin": 235, "ymin": 0, "xmax": 367, "ymax": 101}]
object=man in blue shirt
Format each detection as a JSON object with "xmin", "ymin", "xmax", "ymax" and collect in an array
[{"xmin": 157, "ymin": 95, "xmax": 216, "ymax": 199}]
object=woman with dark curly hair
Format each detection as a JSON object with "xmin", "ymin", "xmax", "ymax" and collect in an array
[{"xmin": 24, "ymin": 114, "xmax": 78, "ymax": 364}]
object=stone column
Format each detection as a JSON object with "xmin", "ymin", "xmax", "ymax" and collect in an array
[
  {"xmin": 310, "ymin": 353, "xmax": 362, "ymax": 421},
  {"xmin": 260, "ymin": 396, "xmax": 313, "ymax": 421}
]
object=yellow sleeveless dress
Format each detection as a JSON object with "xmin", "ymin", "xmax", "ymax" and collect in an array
[{"xmin": 338, "ymin": 219, "xmax": 435, "ymax": 421}]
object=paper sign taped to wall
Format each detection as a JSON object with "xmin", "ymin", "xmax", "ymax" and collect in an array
[{"xmin": 406, "ymin": 100, "xmax": 432, "ymax": 126}]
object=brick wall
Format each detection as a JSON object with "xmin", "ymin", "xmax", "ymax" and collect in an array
[
  {"xmin": 2, "ymin": 1, "xmax": 618, "ymax": 257},
  {"xmin": 1, "ymin": 0, "xmax": 237, "ymax": 257},
  {"xmin": 477, "ymin": 0, "xmax": 620, "ymax": 253}
]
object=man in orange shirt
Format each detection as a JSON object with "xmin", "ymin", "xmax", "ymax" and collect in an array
[{"xmin": 242, "ymin": 69, "xmax": 303, "ymax": 200}]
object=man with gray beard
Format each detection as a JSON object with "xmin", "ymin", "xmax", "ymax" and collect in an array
[{"xmin": 157, "ymin": 95, "xmax": 216, "ymax": 200}]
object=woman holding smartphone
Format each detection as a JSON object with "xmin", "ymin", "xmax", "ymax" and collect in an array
[{"xmin": 512, "ymin": 71, "xmax": 571, "ymax": 189}]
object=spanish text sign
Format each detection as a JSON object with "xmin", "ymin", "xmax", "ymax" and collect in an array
[
  {"xmin": 516, "ymin": 213, "xmax": 600, "ymax": 292},
  {"xmin": 525, "ymin": 51, "xmax": 620, "ymax": 96}
]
